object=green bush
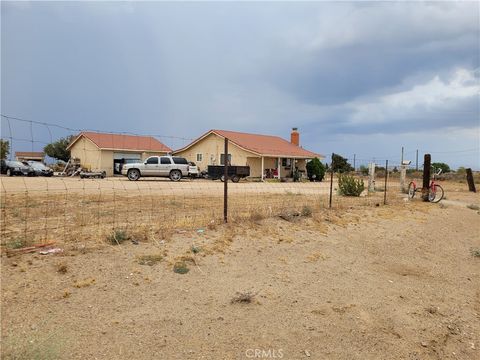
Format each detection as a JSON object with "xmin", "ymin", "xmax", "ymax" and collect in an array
[
  {"xmin": 107, "ymin": 229, "xmax": 129, "ymax": 245},
  {"xmin": 432, "ymin": 162, "xmax": 451, "ymax": 173},
  {"xmin": 306, "ymin": 157, "xmax": 326, "ymax": 181},
  {"xmin": 338, "ymin": 174, "xmax": 365, "ymax": 196}
]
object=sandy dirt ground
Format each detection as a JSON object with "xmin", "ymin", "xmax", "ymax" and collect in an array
[
  {"xmin": 1, "ymin": 182, "xmax": 479, "ymax": 360},
  {"xmin": 0, "ymin": 176, "xmax": 333, "ymax": 196}
]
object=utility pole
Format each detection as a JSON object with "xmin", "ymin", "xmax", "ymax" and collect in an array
[
  {"xmin": 415, "ymin": 150, "xmax": 419, "ymax": 171},
  {"xmin": 353, "ymin": 154, "xmax": 356, "ymax": 171},
  {"xmin": 401, "ymin": 146, "xmax": 404, "ymax": 165}
]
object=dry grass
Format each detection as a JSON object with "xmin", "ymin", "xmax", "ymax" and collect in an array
[
  {"xmin": 0, "ymin": 179, "xmax": 405, "ymax": 249},
  {"xmin": 137, "ymin": 254, "xmax": 164, "ymax": 266},
  {"xmin": 230, "ymin": 291, "xmax": 257, "ymax": 304},
  {"xmin": 73, "ymin": 277, "xmax": 96, "ymax": 288},
  {"xmin": 56, "ymin": 262, "xmax": 68, "ymax": 274}
]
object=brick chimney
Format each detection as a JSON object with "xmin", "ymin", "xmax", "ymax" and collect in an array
[{"xmin": 290, "ymin": 127, "xmax": 299, "ymax": 146}]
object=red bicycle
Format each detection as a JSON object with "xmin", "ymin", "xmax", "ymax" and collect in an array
[{"xmin": 407, "ymin": 168, "xmax": 444, "ymax": 203}]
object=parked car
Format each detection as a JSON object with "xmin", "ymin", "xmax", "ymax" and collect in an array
[
  {"xmin": 122, "ymin": 156, "xmax": 190, "ymax": 181},
  {"xmin": 2, "ymin": 160, "xmax": 35, "ymax": 176},
  {"xmin": 24, "ymin": 161, "xmax": 54, "ymax": 177},
  {"xmin": 188, "ymin": 161, "xmax": 200, "ymax": 178}
]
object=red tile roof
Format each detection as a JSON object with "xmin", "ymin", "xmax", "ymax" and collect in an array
[
  {"xmin": 175, "ymin": 129, "xmax": 323, "ymax": 158},
  {"xmin": 15, "ymin": 151, "xmax": 44, "ymax": 158},
  {"xmin": 68, "ymin": 132, "xmax": 172, "ymax": 152}
]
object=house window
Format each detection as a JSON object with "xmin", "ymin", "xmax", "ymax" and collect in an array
[
  {"xmin": 196, "ymin": 153, "xmax": 203, "ymax": 162},
  {"xmin": 220, "ymin": 154, "xmax": 232, "ymax": 165}
]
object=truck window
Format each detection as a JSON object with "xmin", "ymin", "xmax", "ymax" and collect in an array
[
  {"xmin": 160, "ymin": 157, "xmax": 172, "ymax": 165},
  {"xmin": 172, "ymin": 157, "xmax": 188, "ymax": 165},
  {"xmin": 146, "ymin": 157, "xmax": 158, "ymax": 165}
]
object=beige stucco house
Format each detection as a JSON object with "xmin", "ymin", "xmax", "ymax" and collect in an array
[
  {"xmin": 67, "ymin": 132, "xmax": 172, "ymax": 176},
  {"xmin": 15, "ymin": 151, "xmax": 45, "ymax": 163},
  {"xmin": 173, "ymin": 128, "xmax": 323, "ymax": 180}
]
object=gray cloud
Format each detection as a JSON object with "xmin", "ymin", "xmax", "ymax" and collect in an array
[{"xmin": 1, "ymin": 1, "xmax": 479, "ymax": 168}]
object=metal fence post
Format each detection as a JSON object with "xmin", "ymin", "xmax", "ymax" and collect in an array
[
  {"xmin": 224, "ymin": 137, "xmax": 228, "ymax": 223},
  {"xmin": 384, "ymin": 159, "xmax": 388, "ymax": 205},
  {"xmin": 329, "ymin": 153, "xmax": 334, "ymax": 208}
]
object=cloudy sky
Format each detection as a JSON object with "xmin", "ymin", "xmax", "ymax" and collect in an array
[{"xmin": 1, "ymin": 1, "xmax": 479, "ymax": 169}]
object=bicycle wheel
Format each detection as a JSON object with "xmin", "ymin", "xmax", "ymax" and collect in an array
[
  {"xmin": 428, "ymin": 185, "xmax": 444, "ymax": 203},
  {"xmin": 407, "ymin": 182, "xmax": 416, "ymax": 199}
]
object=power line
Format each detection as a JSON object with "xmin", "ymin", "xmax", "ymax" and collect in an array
[{"xmin": 1, "ymin": 114, "xmax": 194, "ymax": 141}]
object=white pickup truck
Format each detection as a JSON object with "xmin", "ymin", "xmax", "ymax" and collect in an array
[{"xmin": 122, "ymin": 156, "xmax": 190, "ymax": 181}]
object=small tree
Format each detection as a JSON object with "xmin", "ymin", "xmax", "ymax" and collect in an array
[
  {"xmin": 0, "ymin": 139, "xmax": 9, "ymax": 159},
  {"xmin": 306, "ymin": 157, "xmax": 326, "ymax": 182},
  {"xmin": 44, "ymin": 136, "xmax": 74, "ymax": 162},
  {"xmin": 359, "ymin": 165, "xmax": 369, "ymax": 176},
  {"xmin": 432, "ymin": 162, "xmax": 451, "ymax": 173},
  {"xmin": 331, "ymin": 153, "xmax": 353, "ymax": 173}
]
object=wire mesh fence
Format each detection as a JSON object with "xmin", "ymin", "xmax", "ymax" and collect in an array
[
  {"xmin": 0, "ymin": 114, "xmax": 413, "ymax": 249},
  {"xmin": 0, "ymin": 172, "xmax": 407, "ymax": 248}
]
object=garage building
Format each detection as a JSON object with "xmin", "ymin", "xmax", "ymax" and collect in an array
[{"xmin": 67, "ymin": 131, "xmax": 172, "ymax": 176}]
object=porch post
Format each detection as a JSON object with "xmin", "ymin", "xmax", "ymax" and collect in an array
[
  {"xmin": 278, "ymin": 157, "xmax": 281, "ymax": 179},
  {"xmin": 261, "ymin": 156, "xmax": 264, "ymax": 181}
]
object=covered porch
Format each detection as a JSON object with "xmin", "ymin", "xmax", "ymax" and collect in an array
[{"xmin": 246, "ymin": 156, "xmax": 308, "ymax": 180}]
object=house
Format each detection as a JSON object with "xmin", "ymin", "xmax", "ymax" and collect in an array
[
  {"xmin": 67, "ymin": 131, "xmax": 172, "ymax": 176},
  {"xmin": 15, "ymin": 151, "xmax": 45, "ymax": 163},
  {"xmin": 173, "ymin": 128, "xmax": 323, "ymax": 179}
]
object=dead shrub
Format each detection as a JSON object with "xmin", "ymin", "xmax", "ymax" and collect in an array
[
  {"xmin": 74, "ymin": 278, "xmax": 96, "ymax": 288},
  {"xmin": 56, "ymin": 262, "xmax": 68, "ymax": 274},
  {"xmin": 301, "ymin": 205, "xmax": 313, "ymax": 217},
  {"xmin": 231, "ymin": 291, "xmax": 257, "ymax": 304},
  {"xmin": 137, "ymin": 254, "xmax": 163, "ymax": 266},
  {"xmin": 107, "ymin": 229, "xmax": 129, "ymax": 245},
  {"xmin": 250, "ymin": 211, "xmax": 265, "ymax": 222}
]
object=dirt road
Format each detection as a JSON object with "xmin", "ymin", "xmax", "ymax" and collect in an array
[{"xmin": 2, "ymin": 195, "xmax": 479, "ymax": 360}]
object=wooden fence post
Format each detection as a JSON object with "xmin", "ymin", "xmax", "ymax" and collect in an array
[
  {"xmin": 224, "ymin": 137, "xmax": 228, "ymax": 223},
  {"xmin": 466, "ymin": 168, "xmax": 476, "ymax": 193},
  {"xmin": 422, "ymin": 154, "xmax": 431, "ymax": 201}
]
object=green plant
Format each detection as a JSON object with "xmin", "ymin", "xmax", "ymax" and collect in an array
[
  {"xmin": 8, "ymin": 237, "xmax": 26, "ymax": 249},
  {"xmin": 432, "ymin": 162, "xmax": 451, "ymax": 173},
  {"xmin": 190, "ymin": 245, "xmax": 201, "ymax": 254},
  {"xmin": 173, "ymin": 261, "xmax": 189, "ymax": 274},
  {"xmin": 0, "ymin": 139, "xmax": 10, "ymax": 159},
  {"xmin": 306, "ymin": 158, "xmax": 326, "ymax": 182},
  {"xmin": 107, "ymin": 229, "xmax": 129, "ymax": 245},
  {"xmin": 359, "ymin": 165, "xmax": 369, "ymax": 176},
  {"xmin": 338, "ymin": 174, "xmax": 365, "ymax": 196},
  {"xmin": 301, "ymin": 205, "xmax": 313, "ymax": 217},
  {"xmin": 471, "ymin": 248, "xmax": 480, "ymax": 257}
]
